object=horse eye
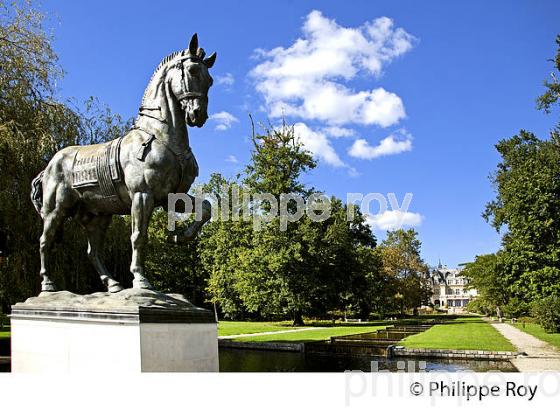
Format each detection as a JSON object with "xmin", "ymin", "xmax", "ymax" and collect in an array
[{"xmin": 188, "ymin": 65, "xmax": 200, "ymax": 75}]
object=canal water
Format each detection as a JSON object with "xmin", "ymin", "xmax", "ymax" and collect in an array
[
  {"xmin": 0, "ymin": 349, "xmax": 517, "ymax": 373},
  {"xmin": 219, "ymin": 348, "xmax": 517, "ymax": 372}
]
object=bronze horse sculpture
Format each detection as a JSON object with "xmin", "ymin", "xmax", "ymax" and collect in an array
[{"xmin": 30, "ymin": 34, "xmax": 216, "ymax": 293}]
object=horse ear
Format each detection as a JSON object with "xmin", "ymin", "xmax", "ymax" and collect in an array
[
  {"xmin": 189, "ymin": 33, "xmax": 198, "ymax": 55},
  {"xmin": 204, "ymin": 52, "xmax": 217, "ymax": 68}
]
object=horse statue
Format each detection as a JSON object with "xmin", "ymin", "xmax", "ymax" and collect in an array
[{"xmin": 30, "ymin": 34, "xmax": 216, "ymax": 293}]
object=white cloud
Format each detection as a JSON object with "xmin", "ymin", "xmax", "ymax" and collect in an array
[
  {"xmin": 209, "ymin": 111, "xmax": 239, "ymax": 131},
  {"xmin": 225, "ymin": 155, "xmax": 239, "ymax": 164},
  {"xmin": 322, "ymin": 126, "xmax": 355, "ymax": 138},
  {"xmin": 251, "ymin": 10, "xmax": 414, "ymax": 127},
  {"xmin": 293, "ymin": 122, "xmax": 345, "ymax": 167},
  {"xmin": 366, "ymin": 210, "xmax": 423, "ymax": 231},
  {"xmin": 348, "ymin": 132, "xmax": 412, "ymax": 159},
  {"xmin": 216, "ymin": 73, "xmax": 235, "ymax": 86}
]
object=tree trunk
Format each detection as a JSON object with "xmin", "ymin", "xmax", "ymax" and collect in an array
[
  {"xmin": 213, "ymin": 302, "xmax": 219, "ymax": 323},
  {"xmin": 292, "ymin": 310, "xmax": 305, "ymax": 326},
  {"xmin": 496, "ymin": 305, "xmax": 502, "ymax": 319}
]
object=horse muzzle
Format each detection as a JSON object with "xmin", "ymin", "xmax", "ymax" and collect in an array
[{"xmin": 181, "ymin": 98, "xmax": 208, "ymax": 128}]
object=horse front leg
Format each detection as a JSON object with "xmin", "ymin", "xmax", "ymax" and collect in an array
[
  {"xmin": 130, "ymin": 192, "xmax": 154, "ymax": 289},
  {"xmin": 168, "ymin": 194, "xmax": 212, "ymax": 244}
]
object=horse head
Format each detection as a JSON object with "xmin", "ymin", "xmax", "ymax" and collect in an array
[{"xmin": 167, "ymin": 33, "xmax": 216, "ymax": 128}]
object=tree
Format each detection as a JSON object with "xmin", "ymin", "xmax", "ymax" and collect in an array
[
  {"xmin": 462, "ymin": 253, "xmax": 510, "ymax": 317},
  {"xmin": 378, "ymin": 229, "xmax": 431, "ymax": 315},
  {"xmin": 144, "ymin": 209, "xmax": 207, "ymax": 306},
  {"xmin": 240, "ymin": 121, "xmax": 318, "ymax": 325},
  {"xmin": 200, "ymin": 174, "xmax": 255, "ymax": 319},
  {"xmin": 0, "ymin": 1, "xmax": 131, "ymax": 308},
  {"xmin": 536, "ymin": 35, "xmax": 560, "ymax": 116},
  {"xmin": 201, "ymin": 122, "xmax": 383, "ymax": 324},
  {"xmin": 483, "ymin": 132, "xmax": 560, "ymax": 302},
  {"xmin": 478, "ymin": 35, "xmax": 560, "ymax": 325}
]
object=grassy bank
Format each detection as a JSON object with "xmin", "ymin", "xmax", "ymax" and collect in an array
[
  {"xmin": 401, "ymin": 317, "xmax": 515, "ymax": 351},
  {"xmin": 514, "ymin": 323, "xmax": 560, "ymax": 350},
  {"xmin": 218, "ymin": 321, "xmax": 294, "ymax": 337},
  {"xmin": 232, "ymin": 325, "xmax": 387, "ymax": 343},
  {"xmin": 0, "ymin": 326, "xmax": 10, "ymax": 340}
]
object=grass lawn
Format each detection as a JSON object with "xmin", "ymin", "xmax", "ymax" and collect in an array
[
  {"xmin": 218, "ymin": 321, "xmax": 295, "ymax": 337},
  {"xmin": 514, "ymin": 323, "xmax": 560, "ymax": 350},
  {"xmin": 0, "ymin": 326, "xmax": 10, "ymax": 339},
  {"xmin": 232, "ymin": 325, "xmax": 387, "ymax": 343},
  {"xmin": 401, "ymin": 317, "xmax": 516, "ymax": 351}
]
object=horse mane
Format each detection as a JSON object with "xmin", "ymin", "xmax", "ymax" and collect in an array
[{"xmin": 140, "ymin": 49, "xmax": 187, "ymax": 106}]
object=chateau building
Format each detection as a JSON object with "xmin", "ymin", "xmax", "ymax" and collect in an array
[{"xmin": 426, "ymin": 263, "xmax": 477, "ymax": 313}]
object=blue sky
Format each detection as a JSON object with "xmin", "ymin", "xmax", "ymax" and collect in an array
[{"xmin": 41, "ymin": 0, "xmax": 560, "ymax": 267}]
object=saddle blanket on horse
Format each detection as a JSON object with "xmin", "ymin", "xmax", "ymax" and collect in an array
[{"xmin": 71, "ymin": 137, "xmax": 123, "ymax": 197}]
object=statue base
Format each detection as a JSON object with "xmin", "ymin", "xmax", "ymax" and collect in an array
[{"xmin": 10, "ymin": 289, "xmax": 218, "ymax": 373}]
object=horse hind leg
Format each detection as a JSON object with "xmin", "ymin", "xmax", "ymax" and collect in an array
[
  {"xmin": 37, "ymin": 148, "xmax": 80, "ymax": 292},
  {"xmin": 39, "ymin": 208, "xmax": 67, "ymax": 292},
  {"xmin": 81, "ymin": 213, "xmax": 123, "ymax": 293}
]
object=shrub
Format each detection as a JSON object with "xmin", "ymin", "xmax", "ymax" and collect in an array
[
  {"xmin": 502, "ymin": 297, "xmax": 530, "ymax": 318},
  {"xmin": 531, "ymin": 296, "xmax": 560, "ymax": 333},
  {"xmin": 467, "ymin": 298, "xmax": 494, "ymax": 315}
]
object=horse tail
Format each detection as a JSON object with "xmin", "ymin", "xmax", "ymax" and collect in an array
[{"xmin": 31, "ymin": 170, "xmax": 45, "ymax": 218}]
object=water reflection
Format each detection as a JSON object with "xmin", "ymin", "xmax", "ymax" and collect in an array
[
  {"xmin": 219, "ymin": 348, "xmax": 517, "ymax": 372},
  {"xmin": 0, "ymin": 350, "xmax": 517, "ymax": 373}
]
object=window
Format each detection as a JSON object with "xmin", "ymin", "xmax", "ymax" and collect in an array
[{"xmin": 455, "ymin": 289, "xmax": 461, "ymax": 295}]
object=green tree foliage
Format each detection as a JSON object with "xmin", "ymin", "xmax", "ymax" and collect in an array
[
  {"xmin": 201, "ymin": 124, "xmax": 382, "ymax": 324},
  {"xmin": 483, "ymin": 132, "xmax": 560, "ymax": 302},
  {"xmin": 144, "ymin": 209, "xmax": 207, "ymax": 306},
  {"xmin": 378, "ymin": 229, "xmax": 431, "ymax": 315},
  {"xmin": 0, "ymin": 1, "xmax": 131, "ymax": 309},
  {"xmin": 200, "ymin": 174, "xmax": 254, "ymax": 317},
  {"xmin": 462, "ymin": 253, "xmax": 510, "ymax": 317},
  {"xmin": 476, "ymin": 35, "xmax": 560, "ymax": 327},
  {"xmin": 536, "ymin": 35, "xmax": 560, "ymax": 116},
  {"xmin": 531, "ymin": 295, "xmax": 560, "ymax": 333}
]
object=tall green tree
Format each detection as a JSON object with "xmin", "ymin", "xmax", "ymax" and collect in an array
[
  {"xmin": 0, "ymin": 1, "xmax": 131, "ymax": 309},
  {"xmin": 462, "ymin": 253, "xmax": 511, "ymax": 317},
  {"xmin": 484, "ymin": 131, "xmax": 560, "ymax": 302},
  {"xmin": 201, "ymin": 123, "xmax": 382, "ymax": 324},
  {"xmin": 201, "ymin": 174, "xmax": 254, "ymax": 318},
  {"xmin": 241, "ymin": 122, "xmax": 318, "ymax": 325},
  {"xmin": 378, "ymin": 229, "xmax": 431, "ymax": 315},
  {"xmin": 536, "ymin": 35, "xmax": 560, "ymax": 116},
  {"xmin": 480, "ymin": 35, "xmax": 560, "ymax": 317}
]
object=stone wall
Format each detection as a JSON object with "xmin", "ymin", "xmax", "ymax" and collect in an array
[
  {"xmin": 391, "ymin": 346, "xmax": 519, "ymax": 361},
  {"xmin": 218, "ymin": 339, "xmax": 304, "ymax": 352}
]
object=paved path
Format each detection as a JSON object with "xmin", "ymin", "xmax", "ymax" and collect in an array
[
  {"xmin": 218, "ymin": 327, "xmax": 323, "ymax": 340},
  {"xmin": 490, "ymin": 321, "xmax": 560, "ymax": 371}
]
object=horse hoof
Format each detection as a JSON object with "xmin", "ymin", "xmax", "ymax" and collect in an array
[
  {"xmin": 108, "ymin": 283, "xmax": 124, "ymax": 293},
  {"xmin": 133, "ymin": 278, "xmax": 153, "ymax": 290},
  {"xmin": 41, "ymin": 281, "xmax": 56, "ymax": 292}
]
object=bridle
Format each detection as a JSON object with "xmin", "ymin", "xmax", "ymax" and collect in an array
[
  {"xmin": 133, "ymin": 54, "xmax": 209, "ymax": 160},
  {"xmin": 174, "ymin": 56, "xmax": 208, "ymax": 105},
  {"xmin": 138, "ymin": 55, "xmax": 208, "ymax": 118}
]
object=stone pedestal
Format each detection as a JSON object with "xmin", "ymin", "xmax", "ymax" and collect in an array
[{"xmin": 10, "ymin": 289, "xmax": 218, "ymax": 373}]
